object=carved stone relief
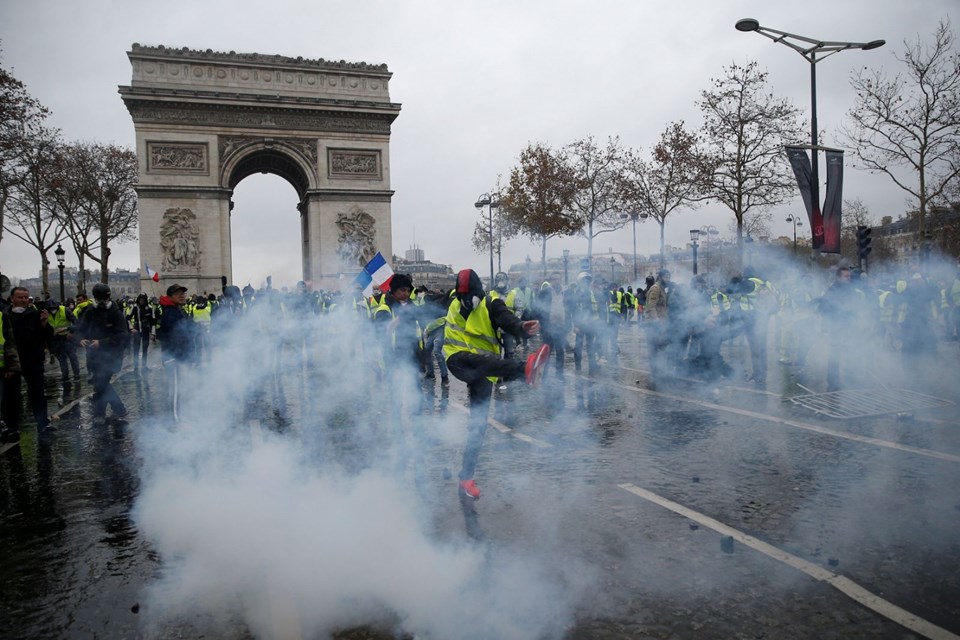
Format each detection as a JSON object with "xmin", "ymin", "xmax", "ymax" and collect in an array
[
  {"xmin": 218, "ymin": 136, "xmax": 318, "ymax": 166},
  {"xmin": 329, "ymin": 149, "xmax": 381, "ymax": 179},
  {"xmin": 160, "ymin": 208, "xmax": 202, "ymax": 272},
  {"xmin": 335, "ymin": 206, "xmax": 377, "ymax": 268},
  {"xmin": 147, "ymin": 142, "xmax": 208, "ymax": 173},
  {"xmin": 128, "ymin": 103, "xmax": 392, "ymax": 134}
]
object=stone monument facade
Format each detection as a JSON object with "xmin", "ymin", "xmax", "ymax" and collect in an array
[{"xmin": 119, "ymin": 44, "xmax": 401, "ymax": 294}]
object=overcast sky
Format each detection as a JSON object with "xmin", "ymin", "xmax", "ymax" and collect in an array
[{"xmin": 1, "ymin": 0, "xmax": 956, "ymax": 288}]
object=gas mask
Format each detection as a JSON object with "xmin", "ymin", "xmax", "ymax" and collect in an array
[{"xmin": 95, "ymin": 299, "xmax": 113, "ymax": 310}]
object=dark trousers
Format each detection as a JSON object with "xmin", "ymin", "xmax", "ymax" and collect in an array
[
  {"xmin": 90, "ymin": 361, "xmax": 125, "ymax": 417},
  {"xmin": 52, "ymin": 337, "xmax": 80, "ymax": 379},
  {"xmin": 573, "ymin": 325, "xmax": 599, "ymax": 373},
  {"xmin": 1, "ymin": 366, "xmax": 49, "ymax": 430},
  {"xmin": 542, "ymin": 322, "xmax": 568, "ymax": 376},
  {"xmin": 446, "ymin": 351, "xmax": 525, "ymax": 481},
  {"xmin": 131, "ymin": 331, "xmax": 150, "ymax": 367}
]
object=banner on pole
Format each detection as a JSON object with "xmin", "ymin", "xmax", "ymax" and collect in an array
[
  {"xmin": 821, "ymin": 150, "xmax": 844, "ymax": 254},
  {"xmin": 785, "ymin": 146, "xmax": 824, "ymax": 250}
]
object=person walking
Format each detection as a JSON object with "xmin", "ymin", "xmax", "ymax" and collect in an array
[
  {"xmin": 1, "ymin": 287, "xmax": 52, "ymax": 436},
  {"xmin": 644, "ymin": 270, "xmax": 671, "ymax": 383},
  {"xmin": 76, "ymin": 284, "xmax": 129, "ymax": 419},
  {"xmin": 443, "ymin": 269, "xmax": 545, "ymax": 500},
  {"xmin": 818, "ymin": 266, "xmax": 867, "ymax": 392},
  {"xmin": 126, "ymin": 293, "xmax": 155, "ymax": 372},
  {"xmin": 47, "ymin": 298, "xmax": 81, "ymax": 382},
  {"xmin": 157, "ymin": 283, "xmax": 196, "ymax": 423}
]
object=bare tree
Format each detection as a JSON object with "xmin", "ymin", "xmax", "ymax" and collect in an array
[
  {"xmin": 3, "ymin": 130, "xmax": 64, "ymax": 296},
  {"xmin": 620, "ymin": 122, "xmax": 707, "ymax": 268},
  {"xmin": 726, "ymin": 210, "xmax": 773, "ymax": 240},
  {"xmin": 500, "ymin": 142, "xmax": 581, "ymax": 275},
  {"xmin": 1, "ymin": 48, "xmax": 52, "ymax": 246},
  {"xmin": 843, "ymin": 19, "xmax": 960, "ymax": 237},
  {"xmin": 697, "ymin": 61, "xmax": 804, "ymax": 266},
  {"xmin": 565, "ymin": 136, "xmax": 626, "ymax": 267},
  {"xmin": 79, "ymin": 144, "xmax": 138, "ymax": 283},
  {"xmin": 48, "ymin": 142, "xmax": 98, "ymax": 294}
]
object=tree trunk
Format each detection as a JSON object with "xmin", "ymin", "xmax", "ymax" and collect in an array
[
  {"xmin": 40, "ymin": 253, "xmax": 50, "ymax": 299},
  {"xmin": 659, "ymin": 221, "xmax": 666, "ymax": 269},
  {"xmin": 541, "ymin": 239, "xmax": 548, "ymax": 280},
  {"xmin": 77, "ymin": 253, "xmax": 87, "ymax": 295},
  {"xmin": 587, "ymin": 220, "xmax": 594, "ymax": 270},
  {"xmin": 736, "ymin": 218, "xmax": 744, "ymax": 271},
  {"xmin": 100, "ymin": 227, "xmax": 110, "ymax": 283}
]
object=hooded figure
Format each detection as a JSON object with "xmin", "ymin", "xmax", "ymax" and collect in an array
[
  {"xmin": 76, "ymin": 283, "xmax": 129, "ymax": 419},
  {"xmin": 442, "ymin": 269, "xmax": 545, "ymax": 500}
]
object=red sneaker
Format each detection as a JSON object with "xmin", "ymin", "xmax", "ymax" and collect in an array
[
  {"xmin": 459, "ymin": 479, "xmax": 481, "ymax": 499},
  {"xmin": 524, "ymin": 344, "xmax": 551, "ymax": 388}
]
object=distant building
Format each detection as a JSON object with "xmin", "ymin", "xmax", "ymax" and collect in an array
[
  {"xmin": 393, "ymin": 246, "xmax": 455, "ymax": 292},
  {"xmin": 873, "ymin": 204, "xmax": 960, "ymax": 264},
  {"xmin": 15, "ymin": 266, "xmax": 142, "ymax": 300}
]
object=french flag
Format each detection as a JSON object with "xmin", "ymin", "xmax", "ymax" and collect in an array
[
  {"xmin": 355, "ymin": 251, "xmax": 394, "ymax": 297},
  {"xmin": 145, "ymin": 263, "xmax": 160, "ymax": 282}
]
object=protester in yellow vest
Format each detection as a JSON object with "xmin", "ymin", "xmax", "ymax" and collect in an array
[
  {"xmin": 443, "ymin": 269, "xmax": 545, "ymax": 501},
  {"xmin": 47, "ymin": 300, "xmax": 81, "ymax": 382}
]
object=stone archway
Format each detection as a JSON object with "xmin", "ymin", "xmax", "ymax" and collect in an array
[{"xmin": 119, "ymin": 44, "xmax": 401, "ymax": 294}]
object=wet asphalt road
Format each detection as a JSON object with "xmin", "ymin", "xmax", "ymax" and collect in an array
[{"xmin": 1, "ymin": 329, "xmax": 959, "ymax": 639}]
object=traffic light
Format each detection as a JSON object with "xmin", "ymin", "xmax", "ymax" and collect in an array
[{"xmin": 856, "ymin": 225, "xmax": 872, "ymax": 259}]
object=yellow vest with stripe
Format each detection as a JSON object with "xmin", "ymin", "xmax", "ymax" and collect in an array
[
  {"xmin": 443, "ymin": 292, "xmax": 502, "ymax": 365},
  {"xmin": 48, "ymin": 306, "xmax": 72, "ymax": 336}
]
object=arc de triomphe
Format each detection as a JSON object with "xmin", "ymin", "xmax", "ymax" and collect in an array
[{"xmin": 119, "ymin": 44, "xmax": 400, "ymax": 294}]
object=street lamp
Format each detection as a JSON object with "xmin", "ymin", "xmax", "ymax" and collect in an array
[
  {"xmin": 55, "ymin": 243, "xmax": 66, "ymax": 302},
  {"xmin": 562, "ymin": 249, "xmax": 570, "ymax": 286},
  {"xmin": 474, "ymin": 193, "xmax": 499, "ymax": 288},
  {"xmin": 786, "ymin": 214, "xmax": 804, "ymax": 254},
  {"xmin": 689, "ymin": 229, "xmax": 700, "ymax": 276},
  {"xmin": 525, "ymin": 255, "xmax": 532, "ymax": 284},
  {"xmin": 735, "ymin": 19, "xmax": 884, "ymax": 247},
  {"xmin": 609, "ymin": 256, "xmax": 617, "ymax": 283}
]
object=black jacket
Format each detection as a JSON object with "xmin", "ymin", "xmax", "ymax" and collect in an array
[
  {"xmin": 6, "ymin": 305, "xmax": 51, "ymax": 370},
  {"xmin": 76, "ymin": 302, "xmax": 129, "ymax": 371}
]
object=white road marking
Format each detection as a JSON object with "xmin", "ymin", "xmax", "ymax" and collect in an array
[
  {"xmin": 618, "ymin": 482, "xmax": 960, "ymax": 640},
  {"xmin": 451, "ymin": 402, "xmax": 552, "ymax": 448},
  {"xmin": 595, "ymin": 376, "xmax": 960, "ymax": 464}
]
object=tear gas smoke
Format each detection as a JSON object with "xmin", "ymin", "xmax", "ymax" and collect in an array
[{"xmin": 132, "ymin": 294, "xmax": 591, "ymax": 639}]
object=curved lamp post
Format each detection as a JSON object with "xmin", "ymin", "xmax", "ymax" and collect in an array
[
  {"xmin": 735, "ymin": 19, "xmax": 883, "ymax": 245},
  {"xmin": 786, "ymin": 214, "xmax": 804, "ymax": 254},
  {"xmin": 474, "ymin": 193, "xmax": 499, "ymax": 288}
]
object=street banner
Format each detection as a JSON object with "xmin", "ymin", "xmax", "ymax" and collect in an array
[
  {"xmin": 785, "ymin": 146, "xmax": 824, "ymax": 249},
  {"xmin": 821, "ymin": 150, "xmax": 844, "ymax": 254}
]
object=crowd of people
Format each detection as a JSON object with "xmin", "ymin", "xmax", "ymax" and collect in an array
[{"xmin": 1, "ymin": 258, "xmax": 957, "ymax": 499}]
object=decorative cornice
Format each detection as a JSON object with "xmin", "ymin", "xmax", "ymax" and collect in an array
[
  {"xmin": 122, "ymin": 99, "xmax": 394, "ymax": 134},
  {"xmin": 119, "ymin": 85, "xmax": 400, "ymax": 112},
  {"xmin": 129, "ymin": 43, "xmax": 390, "ymax": 75},
  {"xmin": 306, "ymin": 188, "xmax": 395, "ymax": 202}
]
